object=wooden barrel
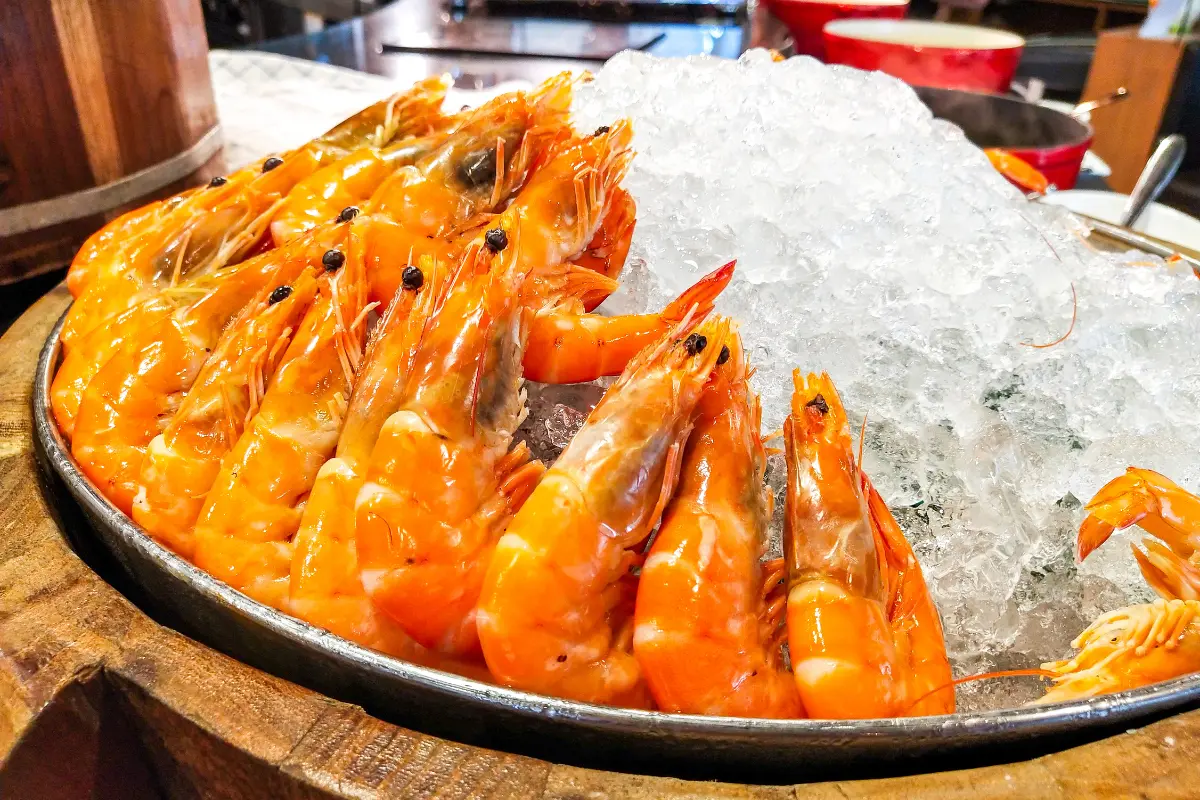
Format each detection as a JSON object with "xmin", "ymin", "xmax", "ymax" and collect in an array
[{"xmin": 0, "ymin": 0, "xmax": 224, "ymax": 286}]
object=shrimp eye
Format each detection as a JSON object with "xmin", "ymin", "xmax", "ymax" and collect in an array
[
  {"xmin": 322, "ymin": 250, "xmax": 345, "ymax": 271},
  {"xmin": 458, "ymin": 148, "xmax": 497, "ymax": 190},
  {"xmin": 594, "ymin": 125, "xmax": 611, "ymax": 136},
  {"xmin": 717, "ymin": 345, "xmax": 731, "ymax": 365},
  {"xmin": 336, "ymin": 206, "xmax": 360, "ymax": 223},
  {"xmin": 683, "ymin": 333, "xmax": 707, "ymax": 356},
  {"xmin": 269, "ymin": 285, "xmax": 293, "ymax": 305},
  {"xmin": 262, "ymin": 156, "xmax": 284, "ymax": 172},
  {"xmin": 556, "ymin": 654, "xmax": 567, "ymax": 662},
  {"xmin": 208, "ymin": 175, "xmax": 227, "ymax": 187},
  {"xmin": 401, "ymin": 265, "xmax": 424, "ymax": 290},
  {"xmin": 806, "ymin": 394, "xmax": 830, "ymax": 415},
  {"xmin": 485, "ymin": 228, "xmax": 509, "ymax": 253}
]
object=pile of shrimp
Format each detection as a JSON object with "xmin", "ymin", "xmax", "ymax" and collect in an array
[{"xmin": 51, "ymin": 72, "xmax": 1200, "ymax": 718}]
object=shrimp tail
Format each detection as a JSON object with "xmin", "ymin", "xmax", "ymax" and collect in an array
[
  {"xmin": 537, "ymin": 263, "xmax": 620, "ymax": 312},
  {"xmin": 496, "ymin": 442, "xmax": 546, "ymax": 512},
  {"xmin": 662, "ymin": 260, "xmax": 736, "ymax": 322},
  {"xmin": 1076, "ymin": 467, "xmax": 1200, "ymax": 600}
]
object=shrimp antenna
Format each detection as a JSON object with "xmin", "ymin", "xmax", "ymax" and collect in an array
[{"xmin": 903, "ymin": 668, "xmax": 1056, "ymax": 715}]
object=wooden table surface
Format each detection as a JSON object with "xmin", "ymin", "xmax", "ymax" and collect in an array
[{"xmin": 2, "ymin": 285, "xmax": 1199, "ymax": 798}]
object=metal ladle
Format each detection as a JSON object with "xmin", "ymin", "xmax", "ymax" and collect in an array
[{"xmin": 1120, "ymin": 134, "xmax": 1187, "ymax": 227}]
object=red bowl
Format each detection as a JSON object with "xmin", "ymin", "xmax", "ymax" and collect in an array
[
  {"xmin": 823, "ymin": 19, "xmax": 1024, "ymax": 94},
  {"xmin": 913, "ymin": 85, "xmax": 1093, "ymax": 190},
  {"xmin": 763, "ymin": 0, "xmax": 908, "ymax": 60},
  {"xmin": 1001, "ymin": 142, "xmax": 1090, "ymax": 191}
]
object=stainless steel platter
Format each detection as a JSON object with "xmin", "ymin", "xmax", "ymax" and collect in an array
[{"xmin": 32, "ymin": 312, "xmax": 1200, "ymax": 782}]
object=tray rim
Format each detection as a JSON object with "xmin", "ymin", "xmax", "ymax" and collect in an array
[{"xmin": 32, "ymin": 308, "xmax": 1200, "ymax": 750}]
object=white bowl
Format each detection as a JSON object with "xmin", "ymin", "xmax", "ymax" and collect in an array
[{"xmin": 1040, "ymin": 189, "xmax": 1200, "ymax": 252}]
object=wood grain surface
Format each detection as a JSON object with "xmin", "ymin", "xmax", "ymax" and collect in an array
[
  {"xmin": 0, "ymin": 0, "xmax": 221, "ymax": 286},
  {"xmin": 0, "ymin": 287, "xmax": 1198, "ymax": 798}
]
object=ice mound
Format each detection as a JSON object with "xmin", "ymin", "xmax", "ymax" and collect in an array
[{"xmin": 566, "ymin": 50, "xmax": 1200, "ymax": 710}]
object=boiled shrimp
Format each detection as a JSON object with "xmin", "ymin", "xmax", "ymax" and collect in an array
[
  {"xmin": 1076, "ymin": 467, "xmax": 1200, "ymax": 600},
  {"xmin": 985, "ymin": 149, "xmax": 1050, "ymax": 195},
  {"xmin": 633, "ymin": 331, "xmax": 802, "ymax": 717},
  {"xmin": 288, "ymin": 251, "xmax": 453, "ymax": 658},
  {"xmin": 355, "ymin": 233, "xmax": 545, "ymax": 657},
  {"xmin": 70, "ymin": 224, "xmax": 351, "ymax": 514},
  {"xmin": 131, "ymin": 272, "xmax": 321, "ymax": 558},
  {"xmin": 366, "ymin": 120, "xmax": 632, "ymax": 313},
  {"xmin": 67, "ymin": 199, "xmax": 176, "ymax": 298},
  {"xmin": 783, "ymin": 372, "xmax": 954, "ymax": 718},
  {"xmin": 1034, "ymin": 469, "xmax": 1200, "ymax": 702},
  {"xmin": 476, "ymin": 313, "xmax": 732, "ymax": 706},
  {"xmin": 191, "ymin": 224, "xmax": 370, "ymax": 610},
  {"xmin": 60, "ymin": 166, "xmax": 277, "ymax": 347},
  {"xmin": 52, "ymin": 294, "xmax": 176, "ymax": 440},
  {"xmin": 352, "ymin": 120, "xmax": 642, "ymax": 656}
]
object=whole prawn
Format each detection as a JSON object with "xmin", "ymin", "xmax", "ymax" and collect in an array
[
  {"xmin": 191, "ymin": 224, "xmax": 370, "ymax": 610},
  {"xmin": 1038, "ymin": 468, "xmax": 1200, "ymax": 701},
  {"xmin": 476, "ymin": 313, "xmax": 732, "ymax": 706},
  {"xmin": 783, "ymin": 372, "xmax": 954, "ymax": 718},
  {"xmin": 633, "ymin": 332, "xmax": 802, "ymax": 717},
  {"xmin": 131, "ymin": 272, "xmax": 321, "ymax": 557},
  {"xmin": 295, "ymin": 121, "xmax": 633, "ymax": 659},
  {"xmin": 355, "ymin": 234, "xmax": 545, "ymax": 657},
  {"xmin": 288, "ymin": 252, "xmax": 452, "ymax": 658},
  {"xmin": 71, "ymin": 224, "xmax": 350, "ymax": 514}
]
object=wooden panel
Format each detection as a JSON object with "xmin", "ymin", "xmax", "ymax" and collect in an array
[
  {"xmin": 0, "ymin": 2, "xmax": 93, "ymax": 207},
  {"xmin": 87, "ymin": 0, "xmax": 218, "ymax": 173},
  {"xmin": 1081, "ymin": 25, "xmax": 1192, "ymax": 193}
]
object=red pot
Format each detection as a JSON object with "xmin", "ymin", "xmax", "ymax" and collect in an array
[
  {"xmin": 823, "ymin": 19, "xmax": 1024, "ymax": 94},
  {"xmin": 763, "ymin": 0, "xmax": 908, "ymax": 60},
  {"xmin": 913, "ymin": 85, "xmax": 1093, "ymax": 190}
]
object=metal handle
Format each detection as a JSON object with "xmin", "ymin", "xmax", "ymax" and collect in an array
[
  {"xmin": 1120, "ymin": 134, "xmax": 1187, "ymax": 228},
  {"xmin": 1072, "ymin": 87, "xmax": 1128, "ymax": 117}
]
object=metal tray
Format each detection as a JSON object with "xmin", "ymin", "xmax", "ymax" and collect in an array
[{"xmin": 31, "ymin": 312, "xmax": 1200, "ymax": 783}]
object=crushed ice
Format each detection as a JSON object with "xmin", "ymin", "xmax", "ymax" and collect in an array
[{"xmin": 536, "ymin": 50, "xmax": 1200, "ymax": 711}]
